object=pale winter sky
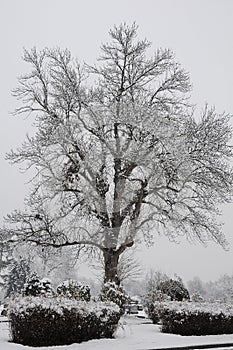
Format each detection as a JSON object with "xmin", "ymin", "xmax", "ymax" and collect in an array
[{"xmin": 0, "ymin": 0, "xmax": 233, "ymax": 283}]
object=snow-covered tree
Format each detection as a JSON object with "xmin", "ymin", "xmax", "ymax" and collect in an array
[
  {"xmin": 188, "ymin": 274, "xmax": 233, "ymax": 302},
  {"xmin": 157, "ymin": 278, "xmax": 190, "ymax": 301},
  {"xmin": 0, "ymin": 238, "xmax": 12, "ymax": 291},
  {"xmin": 214, "ymin": 275, "xmax": 233, "ymax": 301},
  {"xmin": 29, "ymin": 245, "xmax": 79, "ymax": 285},
  {"xmin": 187, "ymin": 276, "xmax": 206, "ymax": 300},
  {"xmin": 142, "ymin": 270, "xmax": 171, "ymax": 321},
  {"xmin": 143, "ymin": 270, "xmax": 173, "ymax": 304},
  {"xmin": 144, "ymin": 270, "xmax": 169, "ymax": 294},
  {"xmin": 2, "ymin": 23, "xmax": 233, "ymax": 285},
  {"xmin": 5, "ymin": 257, "xmax": 31, "ymax": 297}
]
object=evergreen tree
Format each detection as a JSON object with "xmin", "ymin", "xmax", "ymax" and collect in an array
[
  {"xmin": 5, "ymin": 258, "xmax": 30, "ymax": 297},
  {"xmin": 158, "ymin": 278, "xmax": 190, "ymax": 301},
  {"xmin": 0, "ymin": 236, "xmax": 13, "ymax": 290}
]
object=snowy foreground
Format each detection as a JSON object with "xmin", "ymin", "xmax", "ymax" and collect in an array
[{"xmin": 1, "ymin": 316, "xmax": 233, "ymax": 350}]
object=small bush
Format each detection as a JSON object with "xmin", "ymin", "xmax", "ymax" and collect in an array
[
  {"xmin": 57, "ymin": 279, "xmax": 90, "ymax": 301},
  {"xmin": 143, "ymin": 289, "xmax": 170, "ymax": 324},
  {"xmin": 154, "ymin": 301, "xmax": 233, "ymax": 335},
  {"xmin": 23, "ymin": 274, "xmax": 54, "ymax": 297},
  {"xmin": 142, "ymin": 274, "xmax": 189, "ymax": 323},
  {"xmin": 8, "ymin": 295, "xmax": 121, "ymax": 346},
  {"xmin": 99, "ymin": 281, "xmax": 129, "ymax": 315}
]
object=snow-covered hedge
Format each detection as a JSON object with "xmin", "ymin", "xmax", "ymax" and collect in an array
[
  {"xmin": 153, "ymin": 301, "xmax": 233, "ymax": 335},
  {"xmin": 8, "ymin": 295, "xmax": 121, "ymax": 346},
  {"xmin": 57, "ymin": 279, "xmax": 91, "ymax": 301}
]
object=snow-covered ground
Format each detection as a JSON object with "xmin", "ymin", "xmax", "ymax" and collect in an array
[{"xmin": 1, "ymin": 316, "xmax": 233, "ymax": 350}]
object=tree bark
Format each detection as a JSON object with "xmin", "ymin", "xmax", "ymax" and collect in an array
[{"xmin": 103, "ymin": 248, "xmax": 120, "ymax": 285}]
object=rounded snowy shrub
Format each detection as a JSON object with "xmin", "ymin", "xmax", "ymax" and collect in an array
[
  {"xmin": 56, "ymin": 279, "xmax": 90, "ymax": 301},
  {"xmin": 8, "ymin": 295, "xmax": 121, "ymax": 346},
  {"xmin": 23, "ymin": 274, "xmax": 54, "ymax": 297},
  {"xmin": 99, "ymin": 281, "xmax": 129, "ymax": 315},
  {"xmin": 157, "ymin": 279, "xmax": 190, "ymax": 301}
]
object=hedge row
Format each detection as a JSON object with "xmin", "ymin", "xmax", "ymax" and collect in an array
[
  {"xmin": 152, "ymin": 301, "xmax": 233, "ymax": 335},
  {"xmin": 8, "ymin": 296, "xmax": 121, "ymax": 346}
]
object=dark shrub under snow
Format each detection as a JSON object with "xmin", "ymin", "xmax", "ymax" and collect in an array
[
  {"xmin": 99, "ymin": 281, "xmax": 129, "ymax": 315},
  {"xmin": 23, "ymin": 274, "xmax": 54, "ymax": 297},
  {"xmin": 56, "ymin": 279, "xmax": 91, "ymax": 301},
  {"xmin": 8, "ymin": 295, "xmax": 121, "ymax": 346},
  {"xmin": 152, "ymin": 301, "xmax": 233, "ymax": 335}
]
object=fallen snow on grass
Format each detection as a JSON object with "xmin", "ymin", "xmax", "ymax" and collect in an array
[{"xmin": 1, "ymin": 315, "xmax": 233, "ymax": 350}]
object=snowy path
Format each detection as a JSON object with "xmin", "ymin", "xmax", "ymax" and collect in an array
[{"xmin": 1, "ymin": 316, "xmax": 233, "ymax": 350}]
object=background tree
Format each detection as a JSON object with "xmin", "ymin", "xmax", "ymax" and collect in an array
[
  {"xmin": 29, "ymin": 245, "xmax": 79, "ymax": 285},
  {"xmin": 3, "ymin": 242, "xmax": 79, "ymax": 291},
  {"xmin": 0, "ymin": 237, "xmax": 12, "ymax": 292},
  {"xmin": 187, "ymin": 276, "xmax": 207, "ymax": 300},
  {"xmin": 91, "ymin": 247, "xmax": 142, "ymax": 285},
  {"xmin": 144, "ymin": 270, "xmax": 169, "ymax": 294},
  {"xmin": 5, "ymin": 257, "xmax": 31, "ymax": 297},
  {"xmin": 158, "ymin": 278, "xmax": 190, "ymax": 301},
  {"xmin": 3, "ymin": 23, "xmax": 233, "ymax": 285},
  {"xmin": 188, "ymin": 274, "xmax": 233, "ymax": 302},
  {"xmin": 118, "ymin": 248, "xmax": 143, "ymax": 284},
  {"xmin": 142, "ymin": 270, "xmax": 189, "ymax": 322},
  {"xmin": 142, "ymin": 270, "xmax": 170, "ymax": 310}
]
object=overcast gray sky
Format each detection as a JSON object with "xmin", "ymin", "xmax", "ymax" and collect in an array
[{"xmin": 0, "ymin": 0, "xmax": 233, "ymax": 283}]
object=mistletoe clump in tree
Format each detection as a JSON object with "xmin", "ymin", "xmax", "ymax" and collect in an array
[{"xmin": 3, "ymin": 23, "xmax": 233, "ymax": 285}]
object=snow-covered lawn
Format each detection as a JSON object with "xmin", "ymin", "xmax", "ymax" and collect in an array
[{"xmin": 1, "ymin": 316, "xmax": 233, "ymax": 350}]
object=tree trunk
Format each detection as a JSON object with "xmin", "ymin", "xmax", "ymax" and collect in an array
[{"xmin": 103, "ymin": 248, "xmax": 120, "ymax": 285}]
